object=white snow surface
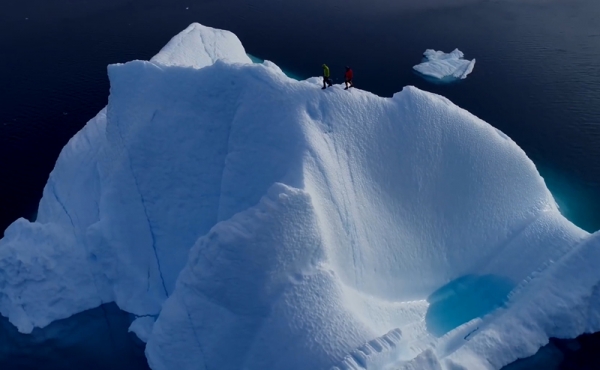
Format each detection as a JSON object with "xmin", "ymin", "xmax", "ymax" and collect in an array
[
  {"xmin": 150, "ymin": 23, "xmax": 251, "ymax": 68},
  {"xmin": 413, "ymin": 49, "xmax": 476, "ymax": 81},
  {"xmin": 1, "ymin": 22, "xmax": 599, "ymax": 370},
  {"xmin": 129, "ymin": 316, "xmax": 157, "ymax": 343}
]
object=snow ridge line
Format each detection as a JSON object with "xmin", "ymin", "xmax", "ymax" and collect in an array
[
  {"xmin": 506, "ymin": 224, "xmax": 593, "ymax": 306},
  {"xmin": 477, "ymin": 206, "xmax": 550, "ymax": 273}
]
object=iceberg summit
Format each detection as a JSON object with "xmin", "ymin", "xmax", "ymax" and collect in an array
[
  {"xmin": 413, "ymin": 49, "xmax": 476, "ymax": 81},
  {"xmin": 1, "ymin": 23, "xmax": 600, "ymax": 370}
]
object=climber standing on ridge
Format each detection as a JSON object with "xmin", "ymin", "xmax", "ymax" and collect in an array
[
  {"xmin": 322, "ymin": 64, "xmax": 333, "ymax": 89},
  {"xmin": 344, "ymin": 66, "xmax": 354, "ymax": 90}
]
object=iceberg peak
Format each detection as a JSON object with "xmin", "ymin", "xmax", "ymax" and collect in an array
[{"xmin": 150, "ymin": 22, "xmax": 252, "ymax": 69}]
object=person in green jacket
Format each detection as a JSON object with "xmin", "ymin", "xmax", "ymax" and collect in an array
[{"xmin": 322, "ymin": 64, "xmax": 333, "ymax": 89}]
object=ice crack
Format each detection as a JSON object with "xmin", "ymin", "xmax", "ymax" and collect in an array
[
  {"xmin": 114, "ymin": 112, "xmax": 169, "ymax": 298},
  {"xmin": 51, "ymin": 182, "xmax": 76, "ymax": 233}
]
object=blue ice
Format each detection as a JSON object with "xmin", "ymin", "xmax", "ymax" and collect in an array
[
  {"xmin": 426, "ymin": 274, "xmax": 515, "ymax": 337},
  {"xmin": 247, "ymin": 53, "xmax": 302, "ymax": 80}
]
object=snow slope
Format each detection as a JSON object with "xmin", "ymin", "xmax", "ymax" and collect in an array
[
  {"xmin": 413, "ymin": 49, "xmax": 476, "ymax": 81},
  {"xmin": 1, "ymin": 22, "xmax": 599, "ymax": 370}
]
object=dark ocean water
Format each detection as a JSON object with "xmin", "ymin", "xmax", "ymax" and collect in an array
[
  {"xmin": 0, "ymin": 303, "xmax": 150, "ymax": 369},
  {"xmin": 1, "ymin": 0, "xmax": 600, "ymax": 368}
]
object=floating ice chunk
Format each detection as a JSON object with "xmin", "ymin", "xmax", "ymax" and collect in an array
[{"xmin": 413, "ymin": 49, "xmax": 476, "ymax": 81}]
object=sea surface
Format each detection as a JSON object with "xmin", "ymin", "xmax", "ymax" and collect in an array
[{"xmin": 0, "ymin": 0, "xmax": 599, "ymax": 368}]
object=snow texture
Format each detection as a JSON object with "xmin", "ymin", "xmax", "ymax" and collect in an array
[
  {"xmin": 413, "ymin": 49, "xmax": 476, "ymax": 81},
  {"xmin": 150, "ymin": 23, "xmax": 251, "ymax": 68},
  {"xmin": 129, "ymin": 316, "xmax": 157, "ymax": 344},
  {"xmin": 1, "ymin": 22, "xmax": 599, "ymax": 370}
]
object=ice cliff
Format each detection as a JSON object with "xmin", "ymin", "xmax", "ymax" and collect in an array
[{"xmin": 1, "ymin": 23, "xmax": 599, "ymax": 370}]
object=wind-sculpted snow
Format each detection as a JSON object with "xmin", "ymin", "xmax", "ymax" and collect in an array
[
  {"xmin": 413, "ymin": 49, "xmax": 476, "ymax": 81},
  {"xmin": 0, "ymin": 22, "xmax": 598, "ymax": 370}
]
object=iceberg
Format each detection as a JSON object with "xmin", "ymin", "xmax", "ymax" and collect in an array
[
  {"xmin": 413, "ymin": 49, "xmax": 476, "ymax": 81},
  {"xmin": 1, "ymin": 22, "xmax": 599, "ymax": 370}
]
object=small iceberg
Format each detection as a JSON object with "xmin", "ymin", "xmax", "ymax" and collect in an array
[{"xmin": 413, "ymin": 49, "xmax": 476, "ymax": 82}]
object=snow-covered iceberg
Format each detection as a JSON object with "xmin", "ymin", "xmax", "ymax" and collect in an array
[
  {"xmin": 1, "ymin": 22, "xmax": 600, "ymax": 370},
  {"xmin": 413, "ymin": 49, "xmax": 476, "ymax": 81}
]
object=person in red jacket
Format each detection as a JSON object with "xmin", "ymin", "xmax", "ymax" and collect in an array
[{"xmin": 344, "ymin": 66, "xmax": 354, "ymax": 90}]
